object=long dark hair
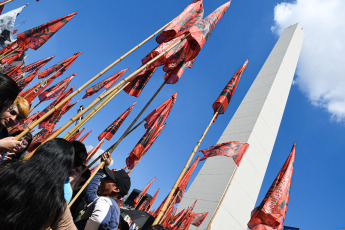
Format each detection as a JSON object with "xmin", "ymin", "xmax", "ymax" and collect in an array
[
  {"xmin": 0, "ymin": 74, "xmax": 19, "ymax": 115},
  {"xmin": 0, "ymin": 138, "xmax": 75, "ymax": 230}
]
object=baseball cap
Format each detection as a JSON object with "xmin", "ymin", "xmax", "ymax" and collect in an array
[{"xmin": 104, "ymin": 167, "xmax": 131, "ymax": 197}]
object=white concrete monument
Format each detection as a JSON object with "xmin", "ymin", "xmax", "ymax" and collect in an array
[{"xmin": 177, "ymin": 23, "xmax": 304, "ymax": 229}]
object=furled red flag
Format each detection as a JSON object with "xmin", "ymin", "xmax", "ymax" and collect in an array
[
  {"xmin": 199, "ymin": 141, "xmax": 249, "ymax": 166},
  {"xmin": 170, "ymin": 201, "xmax": 197, "ymax": 230},
  {"xmin": 16, "ymin": 11, "xmax": 78, "ymax": 50},
  {"xmin": 37, "ymin": 51, "xmax": 82, "ymax": 79},
  {"xmin": 38, "ymin": 73, "xmax": 75, "ymax": 102},
  {"xmin": 27, "ymin": 128, "xmax": 52, "ymax": 152},
  {"xmin": 22, "ymin": 55, "xmax": 55, "ymax": 74},
  {"xmin": 85, "ymin": 141, "xmax": 104, "ymax": 165},
  {"xmin": 146, "ymin": 188, "xmax": 160, "ymax": 212},
  {"xmin": 212, "ymin": 59, "xmax": 248, "ymax": 121},
  {"xmin": 67, "ymin": 128, "xmax": 85, "ymax": 142},
  {"xmin": 9, "ymin": 111, "xmax": 39, "ymax": 134},
  {"xmin": 161, "ymin": 206, "xmax": 175, "ymax": 227},
  {"xmin": 133, "ymin": 177, "xmax": 156, "ymax": 208},
  {"xmin": 137, "ymin": 197, "xmax": 150, "ymax": 211},
  {"xmin": 163, "ymin": 60, "xmax": 194, "ymax": 84},
  {"xmin": 123, "ymin": 65, "xmax": 157, "ymax": 97},
  {"xmin": 248, "ymin": 143, "xmax": 296, "ymax": 230},
  {"xmin": 156, "ymin": 0, "xmax": 204, "ymax": 44},
  {"xmin": 78, "ymin": 130, "xmax": 92, "ymax": 143},
  {"xmin": 6, "ymin": 63, "xmax": 24, "ymax": 79},
  {"xmin": 1, "ymin": 49, "xmax": 24, "ymax": 65},
  {"xmin": 82, "ymin": 68, "xmax": 128, "ymax": 99},
  {"xmin": 98, "ymin": 101, "xmax": 136, "ymax": 141},
  {"xmin": 190, "ymin": 212, "xmax": 208, "ymax": 227},
  {"xmin": 34, "ymin": 86, "xmax": 73, "ymax": 121}
]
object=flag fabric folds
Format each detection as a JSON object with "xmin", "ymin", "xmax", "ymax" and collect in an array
[
  {"xmin": 163, "ymin": 59, "xmax": 194, "ymax": 84},
  {"xmin": 85, "ymin": 141, "xmax": 104, "ymax": 165},
  {"xmin": 212, "ymin": 59, "xmax": 248, "ymax": 120},
  {"xmin": 16, "ymin": 11, "xmax": 78, "ymax": 50},
  {"xmin": 248, "ymin": 143, "xmax": 296, "ymax": 230},
  {"xmin": 123, "ymin": 66, "xmax": 157, "ymax": 97},
  {"xmin": 78, "ymin": 130, "xmax": 92, "ymax": 143},
  {"xmin": 82, "ymin": 68, "xmax": 128, "ymax": 99},
  {"xmin": 67, "ymin": 128, "xmax": 85, "ymax": 142},
  {"xmin": 38, "ymin": 73, "xmax": 75, "ymax": 102},
  {"xmin": 22, "ymin": 55, "xmax": 56, "ymax": 73},
  {"xmin": 190, "ymin": 212, "xmax": 208, "ymax": 227},
  {"xmin": 9, "ymin": 111, "xmax": 39, "ymax": 134},
  {"xmin": 146, "ymin": 188, "xmax": 160, "ymax": 212},
  {"xmin": 98, "ymin": 101, "xmax": 136, "ymax": 141},
  {"xmin": 199, "ymin": 141, "xmax": 249, "ymax": 166},
  {"xmin": 133, "ymin": 177, "xmax": 156, "ymax": 207}
]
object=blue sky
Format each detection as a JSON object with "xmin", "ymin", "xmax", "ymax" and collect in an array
[{"xmin": 4, "ymin": 0, "xmax": 345, "ymax": 229}]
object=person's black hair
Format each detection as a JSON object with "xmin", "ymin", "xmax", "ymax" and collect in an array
[
  {"xmin": 118, "ymin": 216, "xmax": 130, "ymax": 230},
  {"xmin": 0, "ymin": 138, "xmax": 75, "ymax": 230},
  {"xmin": 9, "ymin": 130, "xmax": 33, "ymax": 159},
  {"xmin": 79, "ymin": 165, "xmax": 91, "ymax": 187},
  {"xmin": 0, "ymin": 74, "xmax": 19, "ymax": 116},
  {"xmin": 71, "ymin": 140, "xmax": 87, "ymax": 167}
]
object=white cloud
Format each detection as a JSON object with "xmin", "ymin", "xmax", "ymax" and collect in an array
[
  {"xmin": 272, "ymin": 0, "xmax": 345, "ymax": 121},
  {"xmin": 85, "ymin": 145, "xmax": 113, "ymax": 167}
]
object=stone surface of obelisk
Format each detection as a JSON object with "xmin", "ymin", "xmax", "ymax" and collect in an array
[{"xmin": 176, "ymin": 23, "xmax": 304, "ymax": 229}]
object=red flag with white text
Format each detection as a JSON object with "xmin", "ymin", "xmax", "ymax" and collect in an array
[
  {"xmin": 38, "ymin": 73, "xmax": 75, "ymax": 102},
  {"xmin": 124, "ymin": 66, "xmax": 157, "ymax": 97}
]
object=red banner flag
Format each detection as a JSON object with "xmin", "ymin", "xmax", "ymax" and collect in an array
[
  {"xmin": 163, "ymin": 60, "xmax": 194, "ymax": 84},
  {"xmin": 67, "ymin": 128, "xmax": 85, "ymax": 142},
  {"xmin": 156, "ymin": 0, "xmax": 204, "ymax": 44},
  {"xmin": 248, "ymin": 143, "xmax": 296, "ymax": 230},
  {"xmin": 85, "ymin": 141, "xmax": 104, "ymax": 165},
  {"xmin": 9, "ymin": 111, "xmax": 40, "ymax": 134},
  {"xmin": 37, "ymin": 51, "xmax": 82, "ymax": 79},
  {"xmin": 190, "ymin": 212, "xmax": 208, "ymax": 227},
  {"xmin": 133, "ymin": 177, "xmax": 156, "ymax": 207},
  {"xmin": 38, "ymin": 73, "xmax": 75, "ymax": 102},
  {"xmin": 82, "ymin": 68, "xmax": 128, "ymax": 99},
  {"xmin": 98, "ymin": 102, "xmax": 136, "ymax": 141},
  {"xmin": 213, "ymin": 59, "xmax": 248, "ymax": 120},
  {"xmin": 16, "ymin": 11, "xmax": 78, "ymax": 50},
  {"xmin": 123, "ymin": 66, "xmax": 157, "ymax": 97},
  {"xmin": 147, "ymin": 188, "xmax": 160, "ymax": 212},
  {"xmin": 22, "ymin": 55, "xmax": 55, "ymax": 73},
  {"xmin": 27, "ymin": 128, "xmax": 53, "ymax": 152},
  {"xmin": 199, "ymin": 141, "xmax": 249, "ymax": 166},
  {"xmin": 1, "ymin": 49, "xmax": 25, "ymax": 65},
  {"xmin": 78, "ymin": 130, "xmax": 92, "ymax": 143}
]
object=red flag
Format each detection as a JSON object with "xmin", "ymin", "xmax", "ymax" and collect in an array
[
  {"xmin": 133, "ymin": 177, "xmax": 156, "ymax": 207},
  {"xmin": 6, "ymin": 63, "xmax": 24, "ymax": 78},
  {"xmin": 82, "ymin": 68, "xmax": 128, "ymax": 99},
  {"xmin": 213, "ymin": 59, "xmax": 248, "ymax": 121},
  {"xmin": 137, "ymin": 197, "xmax": 150, "ymax": 211},
  {"xmin": 248, "ymin": 143, "xmax": 296, "ymax": 230},
  {"xmin": 156, "ymin": 0, "xmax": 204, "ymax": 44},
  {"xmin": 123, "ymin": 66, "xmax": 157, "ymax": 97},
  {"xmin": 67, "ymin": 128, "xmax": 85, "ymax": 142},
  {"xmin": 170, "ymin": 201, "xmax": 196, "ymax": 230},
  {"xmin": 37, "ymin": 51, "xmax": 82, "ymax": 79},
  {"xmin": 199, "ymin": 141, "xmax": 249, "ymax": 166},
  {"xmin": 78, "ymin": 130, "xmax": 92, "ymax": 143},
  {"xmin": 16, "ymin": 11, "xmax": 78, "ymax": 50},
  {"xmin": 161, "ymin": 206, "xmax": 175, "ymax": 227},
  {"xmin": 147, "ymin": 188, "xmax": 160, "ymax": 212},
  {"xmin": 38, "ymin": 73, "xmax": 75, "ymax": 102},
  {"xmin": 1, "ymin": 49, "xmax": 25, "ymax": 65},
  {"xmin": 163, "ymin": 60, "xmax": 194, "ymax": 84},
  {"xmin": 27, "ymin": 128, "xmax": 53, "ymax": 152},
  {"xmin": 98, "ymin": 102, "xmax": 136, "ymax": 141},
  {"xmin": 22, "ymin": 55, "xmax": 55, "ymax": 73},
  {"xmin": 85, "ymin": 141, "xmax": 105, "ymax": 165},
  {"xmin": 0, "ymin": 0, "xmax": 5, "ymax": 15},
  {"xmin": 190, "ymin": 212, "xmax": 208, "ymax": 227},
  {"xmin": 9, "ymin": 111, "xmax": 40, "ymax": 134}
]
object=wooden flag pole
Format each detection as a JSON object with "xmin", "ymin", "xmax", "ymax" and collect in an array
[
  {"xmin": 23, "ymin": 35, "xmax": 188, "ymax": 160},
  {"xmin": 0, "ymin": 47, "xmax": 20, "ymax": 61},
  {"xmin": 86, "ymin": 137, "xmax": 106, "ymax": 162},
  {"xmin": 0, "ymin": 0, "xmax": 15, "ymax": 6},
  {"xmin": 68, "ymin": 162, "xmax": 105, "ymax": 208},
  {"xmin": 15, "ymin": 20, "xmax": 175, "ymax": 141},
  {"xmin": 206, "ymin": 167, "xmax": 238, "ymax": 230},
  {"xmin": 153, "ymin": 106, "xmax": 222, "ymax": 225},
  {"xmin": 87, "ymin": 78, "xmax": 169, "ymax": 169},
  {"xmin": 134, "ymin": 196, "xmax": 145, "ymax": 209},
  {"xmin": 30, "ymin": 101, "xmax": 42, "ymax": 113}
]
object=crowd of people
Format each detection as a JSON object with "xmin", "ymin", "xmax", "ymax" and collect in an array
[{"xmin": 0, "ymin": 73, "xmax": 167, "ymax": 230}]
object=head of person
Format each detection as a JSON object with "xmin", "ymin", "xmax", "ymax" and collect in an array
[
  {"xmin": 71, "ymin": 165, "xmax": 91, "ymax": 191},
  {"xmin": 0, "ymin": 74, "xmax": 19, "ymax": 116},
  {"xmin": 71, "ymin": 140, "xmax": 87, "ymax": 168},
  {"xmin": 8, "ymin": 130, "xmax": 32, "ymax": 158},
  {"xmin": 0, "ymin": 96, "xmax": 30, "ymax": 129},
  {"xmin": 98, "ymin": 168, "xmax": 131, "ymax": 200},
  {"xmin": 0, "ymin": 138, "xmax": 75, "ymax": 230}
]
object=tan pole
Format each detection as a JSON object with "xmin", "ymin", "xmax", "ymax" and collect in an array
[
  {"xmin": 85, "ymin": 137, "xmax": 106, "ymax": 162},
  {"xmin": 0, "ymin": 0, "xmax": 15, "ymax": 6},
  {"xmin": 206, "ymin": 167, "xmax": 238, "ymax": 230},
  {"xmin": 153, "ymin": 106, "xmax": 222, "ymax": 225},
  {"xmin": 134, "ymin": 195, "xmax": 145, "ymax": 209},
  {"xmin": 68, "ymin": 162, "xmax": 105, "ymax": 208},
  {"xmin": 15, "ymin": 19, "xmax": 174, "ymax": 141},
  {"xmin": 29, "ymin": 101, "xmax": 42, "ymax": 113},
  {"xmin": 0, "ymin": 47, "xmax": 20, "ymax": 61}
]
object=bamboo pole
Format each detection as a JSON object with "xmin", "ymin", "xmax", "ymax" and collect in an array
[
  {"xmin": 68, "ymin": 162, "xmax": 105, "ymax": 208},
  {"xmin": 206, "ymin": 167, "xmax": 238, "ymax": 230},
  {"xmin": 153, "ymin": 106, "xmax": 222, "ymax": 225},
  {"xmin": 0, "ymin": 0, "xmax": 15, "ymax": 6},
  {"xmin": 134, "ymin": 195, "xmax": 145, "ymax": 209},
  {"xmin": 23, "ymin": 35, "xmax": 188, "ymax": 160},
  {"xmin": 87, "ymin": 78, "xmax": 168, "ymax": 169},
  {"xmin": 15, "ymin": 19, "xmax": 174, "ymax": 141},
  {"xmin": 85, "ymin": 137, "xmax": 106, "ymax": 162},
  {"xmin": 0, "ymin": 47, "xmax": 20, "ymax": 61},
  {"xmin": 30, "ymin": 101, "xmax": 42, "ymax": 113}
]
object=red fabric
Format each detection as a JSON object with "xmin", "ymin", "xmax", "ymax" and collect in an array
[
  {"xmin": 82, "ymin": 68, "xmax": 128, "ymax": 99},
  {"xmin": 190, "ymin": 212, "xmax": 208, "ymax": 227},
  {"xmin": 27, "ymin": 128, "xmax": 52, "ymax": 152},
  {"xmin": 156, "ymin": 0, "xmax": 204, "ymax": 44},
  {"xmin": 163, "ymin": 60, "xmax": 194, "ymax": 84},
  {"xmin": 178, "ymin": 156, "xmax": 199, "ymax": 191},
  {"xmin": 161, "ymin": 206, "xmax": 175, "ymax": 227},
  {"xmin": 123, "ymin": 66, "xmax": 157, "ymax": 97},
  {"xmin": 137, "ymin": 198, "xmax": 150, "ymax": 211},
  {"xmin": 16, "ymin": 69, "xmax": 38, "ymax": 91},
  {"xmin": 78, "ymin": 130, "xmax": 92, "ymax": 143},
  {"xmin": 9, "ymin": 111, "xmax": 39, "ymax": 134},
  {"xmin": 85, "ymin": 141, "xmax": 104, "ymax": 165},
  {"xmin": 98, "ymin": 101, "xmax": 136, "ymax": 141},
  {"xmin": 0, "ymin": 41, "xmax": 19, "ymax": 55},
  {"xmin": 6, "ymin": 63, "xmax": 24, "ymax": 78},
  {"xmin": 170, "ymin": 201, "xmax": 196, "ymax": 230},
  {"xmin": 37, "ymin": 51, "xmax": 82, "ymax": 79},
  {"xmin": 16, "ymin": 11, "xmax": 78, "ymax": 50},
  {"xmin": 248, "ymin": 143, "xmax": 296, "ymax": 230},
  {"xmin": 67, "ymin": 128, "xmax": 85, "ymax": 142},
  {"xmin": 146, "ymin": 188, "xmax": 160, "ymax": 212},
  {"xmin": 200, "ymin": 141, "xmax": 249, "ymax": 166},
  {"xmin": 133, "ymin": 177, "xmax": 156, "ymax": 207},
  {"xmin": 213, "ymin": 59, "xmax": 248, "ymax": 118},
  {"xmin": 1, "ymin": 50, "xmax": 24, "ymax": 65},
  {"xmin": 23, "ymin": 55, "xmax": 55, "ymax": 73},
  {"xmin": 38, "ymin": 73, "xmax": 75, "ymax": 102}
]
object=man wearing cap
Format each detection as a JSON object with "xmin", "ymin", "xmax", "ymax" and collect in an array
[{"xmin": 75, "ymin": 152, "xmax": 131, "ymax": 230}]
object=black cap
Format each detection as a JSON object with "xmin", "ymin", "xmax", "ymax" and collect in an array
[{"xmin": 104, "ymin": 167, "xmax": 131, "ymax": 197}]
